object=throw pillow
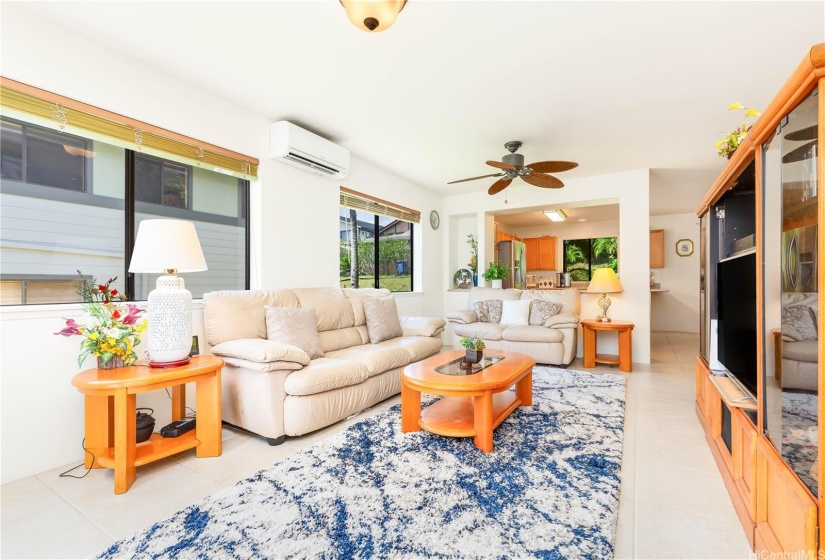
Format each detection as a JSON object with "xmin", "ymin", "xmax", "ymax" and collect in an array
[
  {"xmin": 265, "ymin": 307, "xmax": 325, "ymax": 359},
  {"xmin": 363, "ymin": 296, "xmax": 403, "ymax": 343},
  {"xmin": 529, "ymin": 300, "xmax": 562, "ymax": 326},
  {"xmin": 474, "ymin": 299, "xmax": 503, "ymax": 323},
  {"xmin": 782, "ymin": 304, "xmax": 818, "ymax": 342},
  {"xmin": 500, "ymin": 299, "xmax": 531, "ymax": 326}
]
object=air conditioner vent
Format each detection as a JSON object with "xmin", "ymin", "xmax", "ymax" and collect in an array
[{"xmin": 270, "ymin": 121, "xmax": 350, "ymax": 179}]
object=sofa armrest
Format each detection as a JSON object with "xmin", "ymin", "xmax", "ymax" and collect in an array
[
  {"xmin": 446, "ymin": 310, "xmax": 478, "ymax": 324},
  {"xmin": 221, "ymin": 356, "xmax": 306, "ymax": 372},
  {"xmin": 399, "ymin": 316, "xmax": 446, "ymax": 337},
  {"xmin": 211, "ymin": 339, "xmax": 311, "ymax": 367},
  {"xmin": 544, "ymin": 312, "xmax": 581, "ymax": 329}
]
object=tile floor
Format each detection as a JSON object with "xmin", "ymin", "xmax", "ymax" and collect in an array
[{"xmin": 1, "ymin": 332, "xmax": 751, "ymax": 559}]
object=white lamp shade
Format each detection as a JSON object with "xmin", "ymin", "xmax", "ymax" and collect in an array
[
  {"xmin": 587, "ymin": 268, "xmax": 624, "ymax": 293},
  {"xmin": 129, "ymin": 219, "xmax": 208, "ymax": 273}
]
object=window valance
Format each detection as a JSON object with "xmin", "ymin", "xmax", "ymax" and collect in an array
[{"xmin": 340, "ymin": 187, "xmax": 420, "ymax": 224}]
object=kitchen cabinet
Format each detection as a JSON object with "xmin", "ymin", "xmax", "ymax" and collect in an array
[
  {"xmin": 523, "ymin": 236, "xmax": 556, "ymax": 270},
  {"xmin": 650, "ymin": 229, "xmax": 665, "ymax": 268}
]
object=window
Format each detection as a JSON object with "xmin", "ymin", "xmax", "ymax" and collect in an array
[
  {"xmin": 135, "ymin": 153, "xmax": 190, "ymax": 209},
  {"xmin": 563, "ymin": 237, "xmax": 617, "ymax": 281},
  {"xmin": 1, "ymin": 116, "xmax": 90, "ymax": 191},
  {"xmin": 0, "ymin": 115, "xmax": 250, "ymax": 305},
  {"xmin": 339, "ymin": 208, "xmax": 413, "ymax": 292}
]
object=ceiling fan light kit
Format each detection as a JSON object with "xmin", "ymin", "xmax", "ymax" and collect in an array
[
  {"xmin": 448, "ymin": 141, "xmax": 578, "ymax": 196},
  {"xmin": 340, "ymin": 0, "xmax": 406, "ymax": 32},
  {"xmin": 544, "ymin": 209, "xmax": 567, "ymax": 222}
]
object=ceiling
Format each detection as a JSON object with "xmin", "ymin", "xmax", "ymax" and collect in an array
[
  {"xmin": 13, "ymin": 2, "xmax": 824, "ymax": 215},
  {"xmin": 495, "ymin": 204, "xmax": 619, "ymax": 227}
]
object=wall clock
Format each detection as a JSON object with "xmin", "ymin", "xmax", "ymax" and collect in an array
[
  {"xmin": 676, "ymin": 239, "xmax": 694, "ymax": 257},
  {"xmin": 430, "ymin": 210, "xmax": 440, "ymax": 230}
]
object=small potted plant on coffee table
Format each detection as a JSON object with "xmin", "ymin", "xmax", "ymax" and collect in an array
[
  {"xmin": 482, "ymin": 261, "xmax": 510, "ymax": 289},
  {"xmin": 459, "ymin": 336, "xmax": 486, "ymax": 364}
]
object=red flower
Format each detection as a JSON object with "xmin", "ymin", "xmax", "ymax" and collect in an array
[
  {"xmin": 98, "ymin": 285, "xmax": 107, "ymax": 291},
  {"xmin": 112, "ymin": 310, "xmax": 121, "ymax": 319},
  {"xmin": 110, "ymin": 289, "xmax": 119, "ymax": 297}
]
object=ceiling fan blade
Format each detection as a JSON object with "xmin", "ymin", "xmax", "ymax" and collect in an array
[
  {"xmin": 525, "ymin": 161, "xmax": 579, "ymax": 173},
  {"xmin": 782, "ymin": 140, "xmax": 817, "ymax": 164},
  {"xmin": 447, "ymin": 173, "xmax": 504, "ymax": 185},
  {"xmin": 488, "ymin": 177, "xmax": 513, "ymax": 195},
  {"xmin": 785, "ymin": 125, "xmax": 817, "ymax": 142},
  {"xmin": 522, "ymin": 173, "xmax": 564, "ymax": 188},
  {"xmin": 486, "ymin": 160, "xmax": 517, "ymax": 171}
]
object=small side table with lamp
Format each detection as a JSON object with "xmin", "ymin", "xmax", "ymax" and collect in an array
[{"xmin": 583, "ymin": 268, "xmax": 634, "ymax": 372}]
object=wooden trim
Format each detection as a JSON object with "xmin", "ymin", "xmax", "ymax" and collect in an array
[
  {"xmin": 697, "ymin": 43, "xmax": 825, "ymax": 217},
  {"xmin": 339, "ymin": 186, "xmax": 420, "ymax": 217},
  {"xmin": 0, "ymin": 77, "xmax": 259, "ymax": 177},
  {"xmin": 818, "ymin": 75, "xmax": 825, "ymax": 548},
  {"xmin": 754, "ymin": 147, "xmax": 765, "ymax": 436}
]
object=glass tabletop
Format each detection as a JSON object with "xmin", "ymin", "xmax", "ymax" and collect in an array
[{"xmin": 434, "ymin": 354, "xmax": 505, "ymax": 376}]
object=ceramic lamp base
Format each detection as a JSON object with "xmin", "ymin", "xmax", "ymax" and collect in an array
[
  {"xmin": 149, "ymin": 357, "xmax": 191, "ymax": 368},
  {"xmin": 147, "ymin": 275, "xmax": 193, "ymax": 363}
]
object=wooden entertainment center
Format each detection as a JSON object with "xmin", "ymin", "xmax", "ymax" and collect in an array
[{"xmin": 696, "ymin": 43, "xmax": 824, "ymax": 555}]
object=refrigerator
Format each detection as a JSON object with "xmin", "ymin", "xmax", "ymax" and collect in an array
[
  {"xmin": 498, "ymin": 240, "xmax": 526, "ymax": 289},
  {"xmin": 782, "ymin": 224, "xmax": 817, "ymax": 292}
]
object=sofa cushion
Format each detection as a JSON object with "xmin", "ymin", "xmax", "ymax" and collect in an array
[
  {"xmin": 344, "ymin": 288, "xmax": 392, "ymax": 327},
  {"xmin": 363, "ymin": 296, "xmax": 404, "ymax": 343},
  {"xmin": 521, "ymin": 289, "xmax": 580, "ymax": 315},
  {"xmin": 781, "ymin": 292, "xmax": 818, "ymax": 342},
  {"xmin": 468, "ymin": 287, "xmax": 522, "ymax": 307},
  {"xmin": 782, "ymin": 340, "xmax": 818, "ymax": 363},
  {"xmin": 376, "ymin": 336, "xmax": 443, "ymax": 363},
  {"xmin": 453, "ymin": 322, "xmax": 506, "ymax": 341},
  {"xmin": 446, "ymin": 310, "xmax": 477, "ymax": 324},
  {"xmin": 500, "ymin": 299, "xmax": 531, "ymax": 326},
  {"xmin": 202, "ymin": 289, "xmax": 299, "ymax": 346},
  {"xmin": 265, "ymin": 307, "xmax": 325, "ymax": 359},
  {"xmin": 283, "ymin": 358, "xmax": 369, "ymax": 396},
  {"xmin": 326, "ymin": 344, "xmax": 411, "ymax": 376},
  {"xmin": 502, "ymin": 326, "xmax": 564, "ymax": 343},
  {"xmin": 399, "ymin": 316, "xmax": 446, "ymax": 337},
  {"xmin": 529, "ymin": 300, "xmax": 562, "ymax": 326},
  {"xmin": 292, "ymin": 287, "xmax": 355, "ymax": 332},
  {"xmin": 474, "ymin": 299, "xmax": 503, "ymax": 323},
  {"xmin": 319, "ymin": 326, "xmax": 370, "ymax": 354},
  {"xmin": 211, "ymin": 339, "xmax": 311, "ymax": 365}
]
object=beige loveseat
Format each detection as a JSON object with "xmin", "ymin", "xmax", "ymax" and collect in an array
[
  {"xmin": 780, "ymin": 292, "xmax": 818, "ymax": 391},
  {"xmin": 446, "ymin": 287, "xmax": 581, "ymax": 366},
  {"xmin": 202, "ymin": 287, "xmax": 445, "ymax": 445}
]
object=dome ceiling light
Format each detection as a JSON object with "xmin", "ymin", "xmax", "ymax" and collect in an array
[{"xmin": 340, "ymin": 0, "xmax": 407, "ymax": 32}]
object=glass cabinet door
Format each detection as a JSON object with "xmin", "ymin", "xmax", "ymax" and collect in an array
[{"xmin": 763, "ymin": 88, "xmax": 819, "ymax": 496}]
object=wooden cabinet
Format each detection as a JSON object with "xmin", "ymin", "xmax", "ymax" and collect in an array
[
  {"xmin": 523, "ymin": 236, "xmax": 556, "ymax": 270},
  {"xmin": 650, "ymin": 229, "xmax": 665, "ymax": 268}
]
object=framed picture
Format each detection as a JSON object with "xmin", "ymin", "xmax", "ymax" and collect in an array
[
  {"xmin": 190, "ymin": 335, "xmax": 200, "ymax": 356},
  {"xmin": 676, "ymin": 239, "xmax": 694, "ymax": 257}
]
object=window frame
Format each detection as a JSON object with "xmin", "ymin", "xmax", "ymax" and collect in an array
[
  {"xmin": 133, "ymin": 151, "xmax": 193, "ymax": 210},
  {"xmin": 563, "ymin": 236, "xmax": 618, "ymax": 281}
]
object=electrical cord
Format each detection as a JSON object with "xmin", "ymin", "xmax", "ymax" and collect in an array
[
  {"xmin": 164, "ymin": 387, "xmax": 196, "ymax": 418},
  {"xmin": 58, "ymin": 438, "xmax": 95, "ymax": 479}
]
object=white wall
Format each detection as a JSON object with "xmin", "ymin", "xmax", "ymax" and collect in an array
[
  {"xmin": 0, "ymin": 5, "xmax": 445, "ymax": 483},
  {"xmin": 443, "ymin": 170, "xmax": 651, "ymax": 364},
  {"xmin": 649, "ymin": 213, "xmax": 700, "ymax": 333}
]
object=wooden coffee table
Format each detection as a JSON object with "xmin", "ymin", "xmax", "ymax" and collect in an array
[{"xmin": 400, "ymin": 349, "xmax": 535, "ymax": 453}]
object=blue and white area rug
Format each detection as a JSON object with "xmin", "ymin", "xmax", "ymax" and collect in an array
[{"xmin": 100, "ymin": 367, "xmax": 626, "ymax": 559}]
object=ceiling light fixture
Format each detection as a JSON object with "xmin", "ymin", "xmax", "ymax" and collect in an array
[
  {"xmin": 544, "ymin": 209, "xmax": 567, "ymax": 222},
  {"xmin": 340, "ymin": 0, "xmax": 407, "ymax": 32}
]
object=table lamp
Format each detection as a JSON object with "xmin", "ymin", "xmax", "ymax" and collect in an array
[
  {"xmin": 129, "ymin": 219, "xmax": 207, "ymax": 367},
  {"xmin": 587, "ymin": 268, "xmax": 623, "ymax": 322}
]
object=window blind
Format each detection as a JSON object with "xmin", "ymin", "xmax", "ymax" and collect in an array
[
  {"xmin": 340, "ymin": 187, "xmax": 420, "ymax": 223},
  {"xmin": 0, "ymin": 77, "xmax": 259, "ymax": 179}
]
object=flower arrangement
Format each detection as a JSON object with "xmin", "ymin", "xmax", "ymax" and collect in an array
[
  {"xmin": 55, "ymin": 272, "xmax": 147, "ymax": 368},
  {"xmin": 482, "ymin": 261, "xmax": 510, "ymax": 281},
  {"xmin": 459, "ymin": 336, "xmax": 486, "ymax": 351},
  {"xmin": 716, "ymin": 102, "xmax": 761, "ymax": 159},
  {"xmin": 467, "ymin": 234, "xmax": 478, "ymax": 274}
]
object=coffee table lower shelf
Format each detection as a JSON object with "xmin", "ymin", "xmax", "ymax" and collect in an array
[{"xmin": 419, "ymin": 392, "xmax": 520, "ymax": 437}]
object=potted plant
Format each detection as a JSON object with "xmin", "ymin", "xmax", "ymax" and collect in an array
[
  {"xmin": 467, "ymin": 234, "xmax": 479, "ymax": 286},
  {"xmin": 716, "ymin": 102, "xmax": 761, "ymax": 159},
  {"xmin": 459, "ymin": 336, "xmax": 486, "ymax": 364},
  {"xmin": 482, "ymin": 261, "xmax": 510, "ymax": 289}
]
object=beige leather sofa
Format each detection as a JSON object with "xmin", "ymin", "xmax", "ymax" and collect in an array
[
  {"xmin": 202, "ymin": 287, "xmax": 445, "ymax": 445},
  {"xmin": 780, "ymin": 292, "xmax": 818, "ymax": 391},
  {"xmin": 446, "ymin": 287, "xmax": 580, "ymax": 366}
]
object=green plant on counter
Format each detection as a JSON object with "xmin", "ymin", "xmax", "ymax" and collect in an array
[
  {"xmin": 482, "ymin": 261, "xmax": 510, "ymax": 281},
  {"xmin": 459, "ymin": 336, "xmax": 486, "ymax": 351}
]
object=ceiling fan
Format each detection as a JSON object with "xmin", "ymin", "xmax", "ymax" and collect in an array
[{"xmin": 448, "ymin": 141, "xmax": 578, "ymax": 195}]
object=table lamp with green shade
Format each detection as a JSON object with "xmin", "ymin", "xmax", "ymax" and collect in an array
[{"xmin": 586, "ymin": 268, "xmax": 624, "ymax": 322}]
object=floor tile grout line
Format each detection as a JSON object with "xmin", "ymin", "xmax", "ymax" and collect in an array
[
  {"xmin": 32, "ymin": 472, "xmax": 120, "ymax": 543},
  {"xmin": 633, "ymin": 496, "xmax": 745, "ymax": 527}
]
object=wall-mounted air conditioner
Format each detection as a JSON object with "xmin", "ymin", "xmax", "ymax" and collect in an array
[{"xmin": 270, "ymin": 121, "xmax": 350, "ymax": 179}]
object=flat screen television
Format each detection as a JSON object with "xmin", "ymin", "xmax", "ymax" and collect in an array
[{"xmin": 716, "ymin": 251, "xmax": 757, "ymax": 397}]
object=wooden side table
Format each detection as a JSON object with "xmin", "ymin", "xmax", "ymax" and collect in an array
[
  {"xmin": 581, "ymin": 319, "xmax": 634, "ymax": 373},
  {"xmin": 71, "ymin": 355, "xmax": 224, "ymax": 494}
]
